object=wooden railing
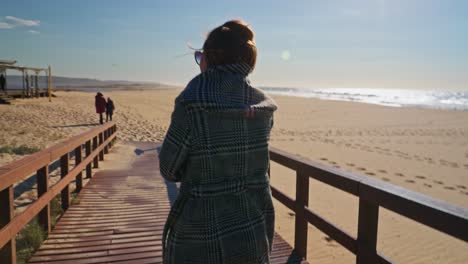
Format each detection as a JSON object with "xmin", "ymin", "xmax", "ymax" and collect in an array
[
  {"xmin": 269, "ymin": 147, "xmax": 468, "ymax": 264},
  {"xmin": 0, "ymin": 123, "xmax": 117, "ymax": 264}
]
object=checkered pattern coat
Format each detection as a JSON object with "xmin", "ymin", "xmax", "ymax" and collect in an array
[{"xmin": 159, "ymin": 63, "xmax": 277, "ymax": 264}]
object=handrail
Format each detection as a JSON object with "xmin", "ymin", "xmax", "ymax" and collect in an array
[
  {"xmin": 0, "ymin": 123, "xmax": 117, "ymax": 264},
  {"xmin": 269, "ymin": 146, "xmax": 468, "ymax": 264}
]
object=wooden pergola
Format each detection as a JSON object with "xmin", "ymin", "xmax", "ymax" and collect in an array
[{"xmin": 0, "ymin": 59, "xmax": 53, "ymax": 102}]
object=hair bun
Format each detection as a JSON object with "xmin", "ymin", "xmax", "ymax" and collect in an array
[{"xmin": 222, "ymin": 20, "xmax": 255, "ymax": 43}]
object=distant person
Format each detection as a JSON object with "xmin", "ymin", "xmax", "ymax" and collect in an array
[
  {"xmin": 106, "ymin": 97, "xmax": 115, "ymax": 122},
  {"xmin": 0, "ymin": 74, "xmax": 5, "ymax": 92},
  {"xmin": 158, "ymin": 20, "xmax": 277, "ymax": 263},
  {"xmin": 95, "ymin": 92, "xmax": 107, "ymax": 124}
]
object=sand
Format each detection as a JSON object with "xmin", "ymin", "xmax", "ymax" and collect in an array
[{"xmin": 1, "ymin": 89, "xmax": 467, "ymax": 263}]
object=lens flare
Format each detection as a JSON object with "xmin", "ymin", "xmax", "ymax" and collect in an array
[{"xmin": 281, "ymin": 50, "xmax": 291, "ymax": 61}]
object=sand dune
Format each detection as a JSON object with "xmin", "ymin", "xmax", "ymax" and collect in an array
[{"xmin": 1, "ymin": 89, "xmax": 467, "ymax": 263}]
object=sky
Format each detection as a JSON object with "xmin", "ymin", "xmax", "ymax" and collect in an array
[{"xmin": 1, "ymin": 0, "xmax": 467, "ymax": 90}]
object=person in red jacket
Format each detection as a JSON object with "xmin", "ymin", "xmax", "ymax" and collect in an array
[{"xmin": 95, "ymin": 92, "xmax": 107, "ymax": 124}]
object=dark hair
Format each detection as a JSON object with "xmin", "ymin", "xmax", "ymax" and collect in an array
[{"xmin": 203, "ymin": 20, "xmax": 257, "ymax": 69}]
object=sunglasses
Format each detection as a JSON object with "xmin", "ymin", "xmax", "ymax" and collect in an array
[{"xmin": 194, "ymin": 51, "xmax": 203, "ymax": 65}]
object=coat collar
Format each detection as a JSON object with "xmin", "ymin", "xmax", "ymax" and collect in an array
[{"xmin": 209, "ymin": 62, "xmax": 252, "ymax": 76}]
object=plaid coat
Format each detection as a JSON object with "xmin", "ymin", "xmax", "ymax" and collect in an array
[{"xmin": 159, "ymin": 63, "xmax": 277, "ymax": 264}]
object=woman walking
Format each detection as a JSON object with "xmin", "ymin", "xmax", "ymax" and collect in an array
[
  {"xmin": 158, "ymin": 20, "xmax": 277, "ymax": 264},
  {"xmin": 95, "ymin": 92, "xmax": 106, "ymax": 124}
]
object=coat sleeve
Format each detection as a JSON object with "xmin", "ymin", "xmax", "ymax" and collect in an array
[{"xmin": 158, "ymin": 102, "xmax": 191, "ymax": 182}]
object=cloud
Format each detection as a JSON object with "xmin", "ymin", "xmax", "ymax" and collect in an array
[
  {"xmin": 0, "ymin": 21, "xmax": 14, "ymax": 29},
  {"xmin": 5, "ymin": 16, "xmax": 40, "ymax": 27},
  {"xmin": 28, "ymin": 30, "xmax": 40, "ymax": 34}
]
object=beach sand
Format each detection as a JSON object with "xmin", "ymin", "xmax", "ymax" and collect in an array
[{"xmin": 1, "ymin": 89, "xmax": 467, "ymax": 263}]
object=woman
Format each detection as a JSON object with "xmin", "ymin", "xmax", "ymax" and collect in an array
[
  {"xmin": 95, "ymin": 92, "xmax": 106, "ymax": 125},
  {"xmin": 159, "ymin": 20, "xmax": 277, "ymax": 264}
]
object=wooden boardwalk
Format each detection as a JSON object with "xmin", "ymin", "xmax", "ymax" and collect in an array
[{"xmin": 29, "ymin": 141, "xmax": 306, "ymax": 264}]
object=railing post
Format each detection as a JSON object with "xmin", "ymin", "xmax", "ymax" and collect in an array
[
  {"xmin": 294, "ymin": 169, "xmax": 309, "ymax": 259},
  {"xmin": 98, "ymin": 132, "xmax": 104, "ymax": 161},
  {"xmin": 104, "ymin": 129, "xmax": 109, "ymax": 154},
  {"xmin": 60, "ymin": 153, "xmax": 70, "ymax": 211},
  {"xmin": 108, "ymin": 128, "xmax": 113, "ymax": 149},
  {"xmin": 356, "ymin": 198, "xmax": 379, "ymax": 264},
  {"xmin": 93, "ymin": 136, "xmax": 99, "ymax": 168},
  {"xmin": 113, "ymin": 125, "xmax": 117, "ymax": 144},
  {"xmin": 0, "ymin": 186, "xmax": 16, "ymax": 264},
  {"xmin": 85, "ymin": 140, "xmax": 92, "ymax": 178},
  {"xmin": 37, "ymin": 165, "xmax": 51, "ymax": 234},
  {"xmin": 74, "ymin": 145, "xmax": 83, "ymax": 192}
]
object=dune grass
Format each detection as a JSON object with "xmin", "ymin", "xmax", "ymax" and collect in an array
[
  {"xmin": 0, "ymin": 145, "xmax": 41, "ymax": 155},
  {"xmin": 16, "ymin": 196, "xmax": 63, "ymax": 264}
]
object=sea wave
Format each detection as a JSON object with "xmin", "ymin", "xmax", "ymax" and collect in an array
[{"xmin": 261, "ymin": 87, "xmax": 468, "ymax": 111}]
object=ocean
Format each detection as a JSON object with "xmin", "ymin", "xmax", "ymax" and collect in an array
[{"xmin": 261, "ymin": 87, "xmax": 468, "ymax": 111}]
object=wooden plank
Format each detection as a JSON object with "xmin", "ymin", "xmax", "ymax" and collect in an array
[
  {"xmin": 29, "ymin": 141, "xmax": 306, "ymax": 264},
  {"xmin": 0, "ymin": 149, "xmax": 50, "ymax": 192},
  {"xmin": 0, "ymin": 134, "xmax": 116, "ymax": 251},
  {"xmin": 294, "ymin": 170, "xmax": 309, "ymax": 259},
  {"xmin": 270, "ymin": 147, "xmax": 361, "ymax": 195},
  {"xmin": 271, "ymin": 186, "xmax": 295, "ymax": 211},
  {"xmin": 361, "ymin": 177, "xmax": 468, "ymax": 243},
  {"xmin": 0, "ymin": 186, "xmax": 16, "ymax": 264},
  {"xmin": 49, "ymin": 123, "xmax": 115, "ymax": 161}
]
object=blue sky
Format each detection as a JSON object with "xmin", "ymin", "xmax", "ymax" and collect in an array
[{"xmin": 1, "ymin": 0, "xmax": 467, "ymax": 89}]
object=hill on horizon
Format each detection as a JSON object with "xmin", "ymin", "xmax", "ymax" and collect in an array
[{"xmin": 2, "ymin": 75, "xmax": 177, "ymax": 90}]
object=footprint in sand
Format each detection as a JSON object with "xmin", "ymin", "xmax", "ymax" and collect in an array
[
  {"xmin": 405, "ymin": 179, "xmax": 415, "ymax": 183},
  {"xmin": 444, "ymin": 186, "xmax": 455, "ymax": 190},
  {"xmin": 381, "ymin": 177, "xmax": 391, "ymax": 182},
  {"xmin": 378, "ymin": 169, "xmax": 387, "ymax": 174},
  {"xmin": 395, "ymin": 173, "xmax": 405, "ymax": 177},
  {"xmin": 346, "ymin": 163, "xmax": 355, "ymax": 167},
  {"xmin": 433, "ymin": 180, "xmax": 444, "ymax": 185},
  {"xmin": 424, "ymin": 183, "xmax": 432, "ymax": 188},
  {"xmin": 415, "ymin": 175, "xmax": 426, "ymax": 179},
  {"xmin": 456, "ymin": 185, "xmax": 467, "ymax": 190},
  {"xmin": 365, "ymin": 172, "xmax": 376, "ymax": 176},
  {"xmin": 329, "ymin": 161, "xmax": 337, "ymax": 165},
  {"xmin": 463, "ymin": 164, "xmax": 468, "ymax": 169},
  {"xmin": 320, "ymin": 157, "xmax": 328, "ymax": 161},
  {"xmin": 333, "ymin": 165, "xmax": 341, "ymax": 169},
  {"xmin": 356, "ymin": 167, "xmax": 366, "ymax": 171}
]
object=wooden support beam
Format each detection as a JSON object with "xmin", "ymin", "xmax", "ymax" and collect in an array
[
  {"xmin": 60, "ymin": 153, "xmax": 70, "ymax": 211},
  {"xmin": 93, "ymin": 136, "xmax": 99, "ymax": 168},
  {"xmin": 294, "ymin": 169, "xmax": 309, "ymax": 259},
  {"xmin": 85, "ymin": 140, "xmax": 92, "ymax": 178},
  {"xmin": 98, "ymin": 133, "xmax": 104, "ymax": 161},
  {"xmin": 356, "ymin": 198, "xmax": 379, "ymax": 264},
  {"xmin": 0, "ymin": 186, "xmax": 16, "ymax": 264},
  {"xmin": 103, "ymin": 130, "xmax": 109, "ymax": 154},
  {"xmin": 48, "ymin": 65, "xmax": 52, "ymax": 102},
  {"xmin": 74, "ymin": 145, "xmax": 83, "ymax": 193},
  {"xmin": 37, "ymin": 165, "xmax": 51, "ymax": 234}
]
